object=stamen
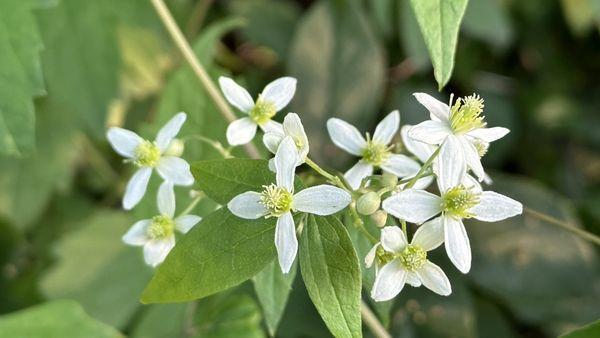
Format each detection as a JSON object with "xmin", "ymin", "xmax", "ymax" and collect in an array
[
  {"xmin": 362, "ymin": 134, "xmax": 392, "ymax": 166},
  {"xmin": 260, "ymin": 184, "xmax": 293, "ymax": 217},
  {"xmin": 449, "ymin": 94, "xmax": 486, "ymax": 134},
  {"xmin": 148, "ymin": 215, "xmax": 175, "ymax": 240},
  {"xmin": 441, "ymin": 185, "xmax": 480, "ymax": 219},
  {"xmin": 398, "ymin": 244, "xmax": 427, "ymax": 271},
  {"xmin": 249, "ymin": 97, "xmax": 277, "ymax": 125},
  {"xmin": 134, "ymin": 140, "xmax": 161, "ymax": 167}
]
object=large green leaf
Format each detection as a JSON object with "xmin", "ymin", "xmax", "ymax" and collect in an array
[
  {"xmin": 141, "ymin": 207, "xmax": 277, "ymax": 303},
  {"xmin": 560, "ymin": 319, "xmax": 600, "ymax": 338},
  {"xmin": 408, "ymin": 0, "xmax": 469, "ymax": 89},
  {"xmin": 0, "ymin": 300, "xmax": 122, "ymax": 338},
  {"xmin": 299, "ymin": 215, "xmax": 362, "ymax": 338}
]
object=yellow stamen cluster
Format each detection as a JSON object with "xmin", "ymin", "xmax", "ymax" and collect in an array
[
  {"xmin": 249, "ymin": 98, "xmax": 276, "ymax": 125},
  {"xmin": 362, "ymin": 135, "xmax": 392, "ymax": 166},
  {"xmin": 260, "ymin": 184, "xmax": 293, "ymax": 217},
  {"xmin": 441, "ymin": 185, "xmax": 480, "ymax": 219},
  {"xmin": 399, "ymin": 244, "xmax": 427, "ymax": 271},
  {"xmin": 449, "ymin": 94, "xmax": 486, "ymax": 134},
  {"xmin": 148, "ymin": 215, "xmax": 175, "ymax": 240},
  {"xmin": 375, "ymin": 245, "xmax": 396, "ymax": 266},
  {"xmin": 134, "ymin": 140, "xmax": 161, "ymax": 167}
]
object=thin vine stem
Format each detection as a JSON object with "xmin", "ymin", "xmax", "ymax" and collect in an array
[
  {"xmin": 361, "ymin": 300, "xmax": 392, "ymax": 338},
  {"xmin": 404, "ymin": 147, "xmax": 440, "ymax": 189},
  {"xmin": 177, "ymin": 192, "xmax": 205, "ymax": 218},
  {"xmin": 524, "ymin": 207, "xmax": 600, "ymax": 246}
]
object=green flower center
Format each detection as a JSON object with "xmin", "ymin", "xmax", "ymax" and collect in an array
[
  {"xmin": 441, "ymin": 185, "xmax": 480, "ymax": 219},
  {"xmin": 362, "ymin": 136, "xmax": 392, "ymax": 166},
  {"xmin": 260, "ymin": 184, "xmax": 293, "ymax": 217},
  {"xmin": 472, "ymin": 139, "xmax": 489, "ymax": 157},
  {"xmin": 249, "ymin": 98, "xmax": 276, "ymax": 125},
  {"xmin": 148, "ymin": 215, "xmax": 175, "ymax": 240},
  {"xmin": 134, "ymin": 140, "xmax": 161, "ymax": 167},
  {"xmin": 399, "ymin": 244, "xmax": 427, "ymax": 271},
  {"xmin": 449, "ymin": 94, "xmax": 486, "ymax": 134},
  {"xmin": 375, "ymin": 245, "xmax": 396, "ymax": 266}
]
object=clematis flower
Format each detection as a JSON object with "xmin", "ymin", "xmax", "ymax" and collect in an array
[
  {"xmin": 107, "ymin": 112, "xmax": 194, "ymax": 210},
  {"xmin": 227, "ymin": 137, "xmax": 351, "ymax": 273},
  {"xmin": 381, "ymin": 158, "xmax": 522, "ymax": 274},
  {"xmin": 327, "ymin": 110, "xmax": 422, "ymax": 190},
  {"xmin": 122, "ymin": 182, "xmax": 202, "ymax": 267},
  {"xmin": 369, "ymin": 225, "xmax": 451, "ymax": 301},
  {"xmin": 408, "ymin": 93, "xmax": 509, "ymax": 183},
  {"xmin": 219, "ymin": 76, "xmax": 297, "ymax": 146},
  {"xmin": 263, "ymin": 113, "xmax": 309, "ymax": 168}
]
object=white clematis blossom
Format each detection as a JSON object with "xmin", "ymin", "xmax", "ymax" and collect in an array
[
  {"xmin": 327, "ymin": 110, "xmax": 422, "ymax": 190},
  {"xmin": 263, "ymin": 113, "xmax": 309, "ymax": 168},
  {"xmin": 227, "ymin": 137, "xmax": 351, "ymax": 273},
  {"xmin": 122, "ymin": 181, "xmax": 202, "ymax": 267},
  {"xmin": 107, "ymin": 112, "xmax": 195, "ymax": 210},
  {"xmin": 369, "ymin": 225, "xmax": 451, "ymax": 301},
  {"xmin": 219, "ymin": 76, "xmax": 297, "ymax": 146},
  {"xmin": 408, "ymin": 93, "xmax": 509, "ymax": 183}
]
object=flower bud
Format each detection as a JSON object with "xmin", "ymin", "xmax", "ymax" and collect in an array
[
  {"xmin": 381, "ymin": 172, "xmax": 398, "ymax": 187},
  {"xmin": 370, "ymin": 210, "xmax": 388, "ymax": 228},
  {"xmin": 356, "ymin": 191, "xmax": 381, "ymax": 215},
  {"xmin": 164, "ymin": 138, "xmax": 184, "ymax": 157}
]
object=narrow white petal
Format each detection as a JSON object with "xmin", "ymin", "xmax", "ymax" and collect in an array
[
  {"xmin": 380, "ymin": 226, "xmax": 408, "ymax": 253},
  {"xmin": 226, "ymin": 117, "xmax": 258, "ymax": 146},
  {"xmin": 122, "ymin": 219, "xmax": 151, "ymax": 246},
  {"xmin": 444, "ymin": 216, "xmax": 471, "ymax": 274},
  {"xmin": 462, "ymin": 174, "xmax": 483, "ymax": 193},
  {"xmin": 260, "ymin": 120, "xmax": 284, "ymax": 135},
  {"xmin": 401, "ymin": 125, "xmax": 435, "ymax": 163},
  {"xmin": 123, "ymin": 168, "xmax": 152, "ymax": 210},
  {"xmin": 157, "ymin": 181, "xmax": 175, "ymax": 217},
  {"xmin": 143, "ymin": 237, "xmax": 175, "ymax": 267},
  {"xmin": 175, "ymin": 215, "xmax": 202, "ymax": 234},
  {"xmin": 408, "ymin": 176, "xmax": 435, "ymax": 190},
  {"xmin": 155, "ymin": 112, "xmax": 186, "ymax": 152},
  {"xmin": 413, "ymin": 92, "xmax": 450, "ymax": 121},
  {"xmin": 365, "ymin": 243, "xmax": 379, "ymax": 268},
  {"xmin": 482, "ymin": 172, "xmax": 493, "ymax": 185},
  {"xmin": 471, "ymin": 191, "xmax": 522, "ymax": 222},
  {"xmin": 467, "ymin": 127, "xmax": 509, "ymax": 143},
  {"xmin": 106, "ymin": 127, "xmax": 143, "ymax": 158},
  {"xmin": 416, "ymin": 261, "xmax": 451, "ymax": 296},
  {"xmin": 218, "ymin": 76, "xmax": 254, "ymax": 112},
  {"xmin": 371, "ymin": 261, "xmax": 407, "ymax": 302},
  {"xmin": 275, "ymin": 212, "xmax": 297, "ymax": 274},
  {"xmin": 326, "ymin": 118, "xmax": 367, "ymax": 156},
  {"xmin": 381, "ymin": 154, "xmax": 421, "ymax": 178},
  {"xmin": 459, "ymin": 136, "xmax": 485, "ymax": 181},
  {"xmin": 344, "ymin": 161, "xmax": 373, "ymax": 190},
  {"xmin": 293, "ymin": 185, "xmax": 351, "ymax": 215},
  {"xmin": 373, "ymin": 110, "xmax": 400, "ymax": 145},
  {"xmin": 227, "ymin": 191, "xmax": 268, "ymax": 219},
  {"xmin": 156, "ymin": 156, "xmax": 194, "ymax": 186},
  {"xmin": 263, "ymin": 132, "xmax": 283, "ymax": 154},
  {"xmin": 283, "ymin": 113, "xmax": 309, "ymax": 160},
  {"xmin": 268, "ymin": 158, "xmax": 276, "ymax": 172},
  {"xmin": 274, "ymin": 137, "xmax": 298, "ymax": 191},
  {"xmin": 408, "ymin": 121, "xmax": 452, "ymax": 145},
  {"xmin": 436, "ymin": 135, "xmax": 466, "ymax": 192},
  {"xmin": 382, "ymin": 189, "xmax": 442, "ymax": 224},
  {"xmin": 261, "ymin": 77, "xmax": 297, "ymax": 111},
  {"xmin": 406, "ymin": 272, "xmax": 422, "ymax": 287},
  {"xmin": 412, "ymin": 216, "xmax": 444, "ymax": 251}
]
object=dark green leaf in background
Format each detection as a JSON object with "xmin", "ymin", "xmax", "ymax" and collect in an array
[
  {"xmin": 560, "ymin": 319, "xmax": 600, "ymax": 338},
  {"xmin": 461, "ymin": 0, "xmax": 514, "ymax": 50}
]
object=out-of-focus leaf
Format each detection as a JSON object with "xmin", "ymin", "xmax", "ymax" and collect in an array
[
  {"xmin": 474, "ymin": 298, "xmax": 518, "ymax": 338},
  {"xmin": 560, "ymin": 0, "xmax": 596, "ymax": 36},
  {"xmin": 367, "ymin": 0, "xmax": 395, "ymax": 39},
  {"xmin": 131, "ymin": 304, "xmax": 188, "ymax": 338},
  {"xmin": 288, "ymin": 0, "xmax": 385, "ymax": 165},
  {"xmin": 0, "ymin": 300, "xmax": 122, "ymax": 338},
  {"xmin": 399, "ymin": 0, "xmax": 431, "ymax": 72},
  {"xmin": 408, "ymin": 0, "xmax": 469, "ymax": 89},
  {"xmin": 193, "ymin": 293, "xmax": 264, "ymax": 338},
  {"xmin": 560, "ymin": 319, "xmax": 600, "ymax": 338},
  {"xmin": 462, "ymin": 0, "xmax": 514, "ymax": 49}
]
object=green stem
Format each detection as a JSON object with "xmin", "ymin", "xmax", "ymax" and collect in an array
[
  {"xmin": 305, "ymin": 157, "xmax": 350, "ymax": 192},
  {"xmin": 183, "ymin": 135, "xmax": 232, "ymax": 158},
  {"xmin": 524, "ymin": 207, "xmax": 600, "ymax": 246},
  {"xmin": 404, "ymin": 147, "xmax": 440, "ymax": 189},
  {"xmin": 178, "ymin": 192, "xmax": 205, "ymax": 218},
  {"xmin": 401, "ymin": 220, "xmax": 407, "ymax": 238},
  {"xmin": 349, "ymin": 203, "xmax": 378, "ymax": 244}
]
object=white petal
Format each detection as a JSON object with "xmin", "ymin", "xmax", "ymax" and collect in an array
[
  {"xmin": 470, "ymin": 191, "xmax": 522, "ymax": 222},
  {"xmin": 365, "ymin": 243, "xmax": 379, "ymax": 268},
  {"xmin": 143, "ymin": 237, "xmax": 175, "ymax": 267},
  {"xmin": 226, "ymin": 117, "xmax": 258, "ymax": 146},
  {"xmin": 261, "ymin": 77, "xmax": 297, "ymax": 111},
  {"xmin": 123, "ymin": 167, "xmax": 152, "ymax": 210},
  {"xmin": 459, "ymin": 136, "xmax": 485, "ymax": 181},
  {"xmin": 381, "ymin": 154, "xmax": 421, "ymax": 178},
  {"xmin": 326, "ymin": 118, "xmax": 367, "ymax": 156},
  {"xmin": 260, "ymin": 120, "xmax": 284, "ymax": 134},
  {"xmin": 382, "ymin": 189, "xmax": 442, "ymax": 224},
  {"xmin": 155, "ymin": 112, "xmax": 186, "ymax": 152},
  {"xmin": 218, "ymin": 76, "xmax": 254, "ymax": 112},
  {"xmin": 467, "ymin": 127, "xmax": 509, "ymax": 143},
  {"xmin": 263, "ymin": 132, "xmax": 283, "ymax": 154},
  {"xmin": 274, "ymin": 137, "xmax": 298, "ymax": 191},
  {"xmin": 227, "ymin": 191, "xmax": 268, "ymax": 219},
  {"xmin": 175, "ymin": 215, "xmax": 202, "ymax": 234},
  {"xmin": 412, "ymin": 216, "xmax": 444, "ymax": 251},
  {"xmin": 413, "ymin": 93, "xmax": 450, "ymax": 122},
  {"xmin": 283, "ymin": 113, "xmax": 309, "ymax": 160},
  {"xmin": 373, "ymin": 110, "xmax": 400, "ymax": 145},
  {"xmin": 482, "ymin": 172, "xmax": 493, "ymax": 185},
  {"xmin": 408, "ymin": 175, "xmax": 435, "ymax": 190},
  {"xmin": 106, "ymin": 127, "xmax": 143, "ymax": 158},
  {"xmin": 444, "ymin": 216, "xmax": 471, "ymax": 274},
  {"xmin": 371, "ymin": 261, "xmax": 407, "ymax": 302},
  {"xmin": 157, "ymin": 181, "xmax": 175, "ymax": 217},
  {"xmin": 344, "ymin": 161, "xmax": 373, "ymax": 190},
  {"xmin": 275, "ymin": 212, "xmax": 297, "ymax": 274},
  {"xmin": 380, "ymin": 226, "xmax": 408, "ymax": 253},
  {"xmin": 408, "ymin": 120, "xmax": 452, "ymax": 145},
  {"xmin": 436, "ymin": 135, "xmax": 466, "ymax": 192},
  {"xmin": 401, "ymin": 125, "xmax": 435, "ymax": 163},
  {"xmin": 416, "ymin": 261, "xmax": 451, "ymax": 296},
  {"xmin": 268, "ymin": 158, "xmax": 276, "ymax": 172},
  {"xmin": 406, "ymin": 272, "xmax": 422, "ymax": 287},
  {"xmin": 293, "ymin": 185, "xmax": 351, "ymax": 215},
  {"xmin": 156, "ymin": 156, "xmax": 194, "ymax": 186},
  {"xmin": 122, "ymin": 219, "xmax": 151, "ymax": 246},
  {"xmin": 462, "ymin": 174, "xmax": 483, "ymax": 193}
]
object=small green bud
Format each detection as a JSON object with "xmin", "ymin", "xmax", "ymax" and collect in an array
[
  {"xmin": 381, "ymin": 173, "xmax": 398, "ymax": 187},
  {"xmin": 370, "ymin": 210, "xmax": 388, "ymax": 228},
  {"xmin": 356, "ymin": 191, "xmax": 381, "ymax": 215},
  {"xmin": 164, "ymin": 138, "xmax": 184, "ymax": 157}
]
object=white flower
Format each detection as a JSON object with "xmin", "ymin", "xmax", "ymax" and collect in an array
[
  {"xmin": 219, "ymin": 76, "xmax": 297, "ymax": 146},
  {"xmin": 369, "ymin": 225, "xmax": 451, "ymax": 301},
  {"xmin": 381, "ymin": 161, "xmax": 522, "ymax": 274},
  {"xmin": 408, "ymin": 93, "xmax": 509, "ymax": 183},
  {"xmin": 107, "ymin": 112, "xmax": 194, "ymax": 210},
  {"xmin": 122, "ymin": 181, "xmax": 202, "ymax": 267},
  {"xmin": 327, "ymin": 110, "xmax": 421, "ymax": 190},
  {"xmin": 263, "ymin": 113, "xmax": 309, "ymax": 168},
  {"xmin": 227, "ymin": 137, "xmax": 351, "ymax": 273}
]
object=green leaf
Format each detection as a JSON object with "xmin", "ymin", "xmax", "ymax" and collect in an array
[
  {"xmin": 141, "ymin": 207, "xmax": 277, "ymax": 303},
  {"xmin": 560, "ymin": 319, "xmax": 600, "ymax": 338},
  {"xmin": 130, "ymin": 304, "xmax": 188, "ymax": 338},
  {"xmin": 0, "ymin": 300, "xmax": 122, "ymax": 338},
  {"xmin": 194, "ymin": 293, "xmax": 265, "ymax": 338},
  {"xmin": 461, "ymin": 0, "xmax": 514, "ymax": 49},
  {"xmin": 299, "ymin": 215, "xmax": 362, "ymax": 338},
  {"xmin": 253, "ymin": 259, "xmax": 297, "ymax": 336},
  {"xmin": 408, "ymin": 0, "xmax": 469, "ymax": 89}
]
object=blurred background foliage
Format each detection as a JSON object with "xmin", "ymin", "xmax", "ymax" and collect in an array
[{"xmin": 0, "ymin": 0, "xmax": 599, "ymax": 337}]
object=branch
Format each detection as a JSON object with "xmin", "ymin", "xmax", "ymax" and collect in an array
[
  {"xmin": 524, "ymin": 207, "xmax": 600, "ymax": 246},
  {"xmin": 361, "ymin": 300, "xmax": 391, "ymax": 338}
]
